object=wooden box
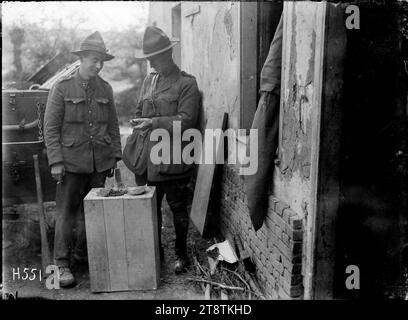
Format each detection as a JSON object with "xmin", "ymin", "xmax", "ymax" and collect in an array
[{"xmin": 84, "ymin": 187, "xmax": 159, "ymax": 292}]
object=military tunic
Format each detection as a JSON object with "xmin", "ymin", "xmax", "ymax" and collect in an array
[
  {"xmin": 44, "ymin": 70, "xmax": 122, "ymax": 267},
  {"xmin": 133, "ymin": 63, "xmax": 200, "ymax": 258},
  {"xmin": 44, "ymin": 70, "xmax": 122, "ymax": 173},
  {"xmin": 135, "ymin": 64, "xmax": 200, "ymax": 182}
]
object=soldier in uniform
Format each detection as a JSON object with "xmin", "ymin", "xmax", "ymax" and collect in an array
[
  {"xmin": 133, "ymin": 26, "xmax": 200, "ymax": 274},
  {"xmin": 44, "ymin": 31, "xmax": 122, "ymax": 287}
]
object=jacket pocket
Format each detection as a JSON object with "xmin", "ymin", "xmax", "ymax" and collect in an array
[
  {"xmin": 95, "ymin": 97, "xmax": 109, "ymax": 123},
  {"xmin": 161, "ymin": 94, "xmax": 179, "ymax": 102},
  {"xmin": 64, "ymin": 98, "xmax": 85, "ymax": 122},
  {"xmin": 141, "ymin": 98, "xmax": 156, "ymax": 117},
  {"xmin": 61, "ymin": 135, "xmax": 88, "ymax": 148},
  {"xmin": 158, "ymin": 94, "xmax": 179, "ymax": 116},
  {"xmin": 103, "ymin": 135, "xmax": 112, "ymax": 145}
]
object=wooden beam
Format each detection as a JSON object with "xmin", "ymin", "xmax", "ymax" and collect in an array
[
  {"xmin": 240, "ymin": 1, "xmax": 258, "ymax": 132},
  {"xmin": 311, "ymin": 3, "xmax": 347, "ymax": 299},
  {"xmin": 302, "ymin": 0, "xmax": 328, "ymax": 300},
  {"xmin": 190, "ymin": 113, "xmax": 228, "ymax": 235}
]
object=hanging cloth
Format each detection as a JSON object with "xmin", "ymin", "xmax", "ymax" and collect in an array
[{"xmin": 244, "ymin": 13, "xmax": 283, "ymax": 231}]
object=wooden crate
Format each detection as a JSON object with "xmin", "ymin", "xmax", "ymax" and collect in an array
[{"xmin": 84, "ymin": 186, "xmax": 159, "ymax": 292}]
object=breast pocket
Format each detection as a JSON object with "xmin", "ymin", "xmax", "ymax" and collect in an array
[
  {"xmin": 95, "ymin": 97, "xmax": 110, "ymax": 123},
  {"xmin": 141, "ymin": 98, "xmax": 156, "ymax": 118},
  {"xmin": 158, "ymin": 94, "xmax": 179, "ymax": 116},
  {"xmin": 64, "ymin": 98, "xmax": 85, "ymax": 122}
]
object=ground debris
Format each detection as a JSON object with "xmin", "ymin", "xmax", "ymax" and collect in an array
[
  {"xmin": 187, "ymin": 278, "xmax": 245, "ymax": 291},
  {"xmin": 191, "ymin": 240, "xmax": 263, "ymax": 300}
]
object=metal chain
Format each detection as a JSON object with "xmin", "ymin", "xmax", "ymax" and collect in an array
[{"xmin": 36, "ymin": 102, "xmax": 44, "ymax": 142}]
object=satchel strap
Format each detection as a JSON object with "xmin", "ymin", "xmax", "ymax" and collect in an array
[
  {"xmin": 148, "ymin": 74, "xmax": 159, "ymax": 117},
  {"xmin": 149, "ymin": 74, "xmax": 158, "ymax": 98}
]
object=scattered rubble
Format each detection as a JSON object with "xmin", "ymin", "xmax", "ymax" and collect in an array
[{"xmin": 189, "ymin": 235, "xmax": 266, "ymax": 300}]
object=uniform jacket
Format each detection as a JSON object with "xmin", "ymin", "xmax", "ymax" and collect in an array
[
  {"xmin": 135, "ymin": 64, "xmax": 200, "ymax": 182},
  {"xmin": 244, "ymin": 14, "xmax": 282, "ymax": 231},
  {"xmin": 44, "ymin": 70, "xmax": 122, "ymax": 174}
]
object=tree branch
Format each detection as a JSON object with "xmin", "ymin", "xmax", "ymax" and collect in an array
[{"xmin": 187, "ymin": 278, "xmax": 245, "ymax": 291}]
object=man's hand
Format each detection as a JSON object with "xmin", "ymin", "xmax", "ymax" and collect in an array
[
  {"xmin": 130, "ymin": 118, "xmax": 153, "ymax": 130},
  {"xmin": 51, "ymin": 163, "xmax": 65, "ymax": 183},
  {"xmin": 107, "ymin": 167, "xmax": 114, "ymax": 178},
  {"xmin": 260, "ymin": 91, "xmax": 272, "ymax": 103}
]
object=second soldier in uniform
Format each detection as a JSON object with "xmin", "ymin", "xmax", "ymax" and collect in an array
[{"xmin": 133, "ymin": 26, "xmax": 200, "ymax": 274}]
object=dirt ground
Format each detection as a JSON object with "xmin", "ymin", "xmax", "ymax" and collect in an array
[{"xmin": 2, "ymin": 198, "xmax": 216, "ymax": 300}]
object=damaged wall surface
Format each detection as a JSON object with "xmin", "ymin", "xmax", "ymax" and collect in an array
[
  {"xmin": 147, "ymin": 1, "xmax": 359, "ymax": 300},
  {"xmin": 181, "ymin": 2, "xmax": 240, "ymax": 129},
  {"xmin": 147, "ymin": 1, "xmax": 332, "ymax": 299},
  {"xmin": 274, "ymin": 2, "xmax": 320, "ymax": 226},
  {"xmin": 273, "ymin": 1, "xmax": 328, "ymax": 299},
  {"xmin": 148, "ymin": 2, "xmax": 176, "ymax": 37},
  {"xmin": 149, "ymin": 2, "xmax": 240, "ymax": 130}
]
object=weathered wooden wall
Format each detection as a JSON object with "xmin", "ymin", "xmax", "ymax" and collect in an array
[
  {"xmin": 273, "ymin": 1, "xmax": 345, "ymax": 299},
  {"xmin": 273, "ymin": 1, "xmax": 326, "ymax": 299}
]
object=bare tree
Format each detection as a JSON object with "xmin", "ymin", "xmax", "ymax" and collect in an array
[{"xmin": 9, "ymin": 25, "xmax": 25, "ymax": 80}]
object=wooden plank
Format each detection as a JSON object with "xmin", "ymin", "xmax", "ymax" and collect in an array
[
  {"xmin": 190, "ymin": 113, "xmax": 228, "ymax": 235},
  {"xmin": 123, "ymin": 187, "xmax": 159, "ymax": 290},
  {"xmin": 311, "ymin": 3, "xmax": 346, "ymax": 299},
  {"xmin": 84, "ymin": 191, "xmax": 110, "ymax": 292},
  {"xmin": 103, "ymin": 197, "xmax": 129, "ymax": 291},
  {"xmin": 298, "ymin": 0, "xmax": 328, "ymax": 300},
  {"xmin": 150, "ymin": 190, "xmax": 161, "ymax": 287},
  {"xmin": 278, "ymin": 1, "xmax": 344, "ymax": 299}
]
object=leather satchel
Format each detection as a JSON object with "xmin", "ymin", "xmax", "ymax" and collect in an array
[
  {"xmin": 122, "ymin": 74, "xmax": 158, "ymax": 175},
  {"xmin": 122, "ymin": 126, "xmax": 151, "ymax": 175}
]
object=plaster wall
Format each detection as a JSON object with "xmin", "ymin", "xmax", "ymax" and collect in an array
[
  {"xmin": 273, "ymin": 1, "xmax": 323, "ymax": 221},
  {"xmin": 181, "ymin": 2, "xmax": 240, "ymax": 129}
]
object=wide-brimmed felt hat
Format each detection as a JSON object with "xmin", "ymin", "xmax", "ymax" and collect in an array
[
  {"xmin": 135, "ymin": 26, "xmax": 178, "ymax": 59},
  {"xmin": 72, "ymin": 31, "xmax": 114, "ymax": 61}
]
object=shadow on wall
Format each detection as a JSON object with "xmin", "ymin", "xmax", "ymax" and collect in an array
[{"xmin": 334, "ymin": 2, "xmax": 408, "ymax": 299}]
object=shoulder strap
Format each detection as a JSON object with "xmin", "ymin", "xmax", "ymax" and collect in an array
[
  {"xmin": 97, "ymin": 75, "xmax": 109, "ymax": 85},
  {"xmin": 59, "ymin": 75, "xmax": 74, "ymax": 83},
  {"xmin": 181, "ymin": 71, "xmax": 195, "ymax": 78},
  {"xmin": 148, "ymin": 74, "xmax": 159, "ymax": 99}
]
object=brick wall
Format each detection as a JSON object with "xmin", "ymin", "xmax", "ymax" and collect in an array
[{"xmin": 219, "ymin": 164, "xmax": 304, "ymax": 299}]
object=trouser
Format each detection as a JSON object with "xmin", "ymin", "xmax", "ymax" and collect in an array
[
  {"xmin": 54, "ymin": 171, "xmax": 106, "ymax": 267},
  {"xmin": 136, "ymin": 176, "xmax": 190, "ymax": 258}
]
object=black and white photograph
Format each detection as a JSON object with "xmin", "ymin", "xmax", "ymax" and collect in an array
[{"xmin": 2, "ymin": 0, "xmax": 408, "ymax": 306}]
